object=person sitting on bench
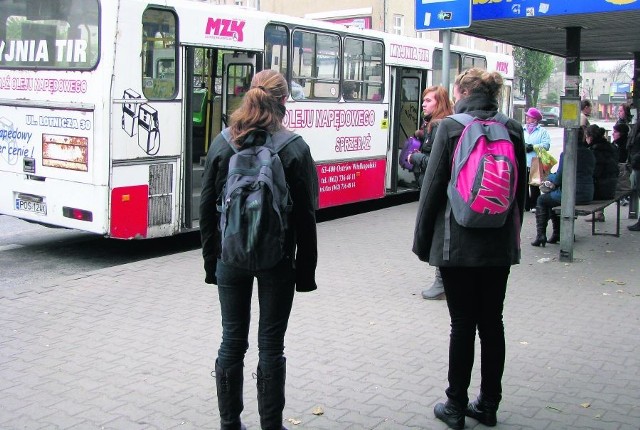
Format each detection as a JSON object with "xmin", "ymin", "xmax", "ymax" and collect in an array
[
  {"xmin": 584, "ymin": 125, "xmax": 619, "ymax": 222},
  {"xmin": 532, "ymin": 128, "xmax": 595, "ymax": 247}
]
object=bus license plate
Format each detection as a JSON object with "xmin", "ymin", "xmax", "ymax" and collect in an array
[{"xmin": 15, "ymin": 198, "xmax": 47, "ymax": 215}]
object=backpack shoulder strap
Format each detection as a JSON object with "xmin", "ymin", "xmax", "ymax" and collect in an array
[
  {"xmin": 222, "ymin": 128, "xmax": 299, "ymax": 153},
  {"xmin": 448, "ymin": 113, "xmax": 476, "ymax": 127},
  {"xmin": 220, "ymin": 128, "xmax": 239, "ymax": 153},
  {"xmin": 266, "ymin": 129, "xmax": 300, "ymax": 153},
  {"xmin": 490, "ymin": 112, "xmax": 510, "ymax": 125}
]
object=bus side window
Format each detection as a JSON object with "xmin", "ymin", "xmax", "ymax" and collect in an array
[
  {"xmin": 142, "ymin": 9, "xmax": 177, "ymax": 99},
  {"xmin": 344, "ymin": 38, "xmax": 384, "ymax": 102},
  {"xmin": 292, "ymin": 30, "xmax": 340, "ymax": 100}
]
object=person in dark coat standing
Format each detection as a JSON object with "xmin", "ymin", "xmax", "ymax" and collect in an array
[
  {"xmin": 407, "ymin": 85, "xmax": 453, "ymax": 300},
  {"xmin": 200, "ymin": 70, "xmax": 319, "ymax": 430},
  {"xmin": 409, "ymin": 85, "xmax": 454, "ymax": 186},
  {"xmin": 413, "ymin": 68, "xmax": 527, "ymax": 429},
  {"xmin": 615, "ymin": 102, "xmax": 632, "ymax": 127},
  {"xmin": 613, "ymin": 123, "xmax": 630, "ymax": 164},
  {"xmin": 627, "ymin": 121, "xmax": 640, "ymax": 231}
]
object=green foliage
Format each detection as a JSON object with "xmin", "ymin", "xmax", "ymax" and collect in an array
[
  {"xmin": 543, "ymin": 90, "xmax": 559, "ymax": 105},
  {"xmin": 582, "ymin": 61, "xmax": 597, "ymax": 73},
  {"xmin": 513, "ymin": 47, "xmax": 555, "ymax": 108}
]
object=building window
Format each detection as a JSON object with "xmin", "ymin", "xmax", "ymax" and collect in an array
[{"xmin": 392, "ymin": 15, "xmax": 404, "ymax": 35}]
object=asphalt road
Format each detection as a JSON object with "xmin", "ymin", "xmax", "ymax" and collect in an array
[{"xmin": 0, "ymin": 215, "xmax": 202, "ymax": 292}]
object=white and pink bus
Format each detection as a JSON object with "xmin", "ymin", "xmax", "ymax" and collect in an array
[{"xmin": 0, "ymin": 0, "xmax": 514, "ymax": 239}]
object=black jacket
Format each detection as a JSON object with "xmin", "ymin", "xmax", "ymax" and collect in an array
[
  {"xmin": 613, "ymin": 137, "xmax": 628, "ymax": 164},
  {"xmin": 412, "ymin": 94, "xmax": 527, "ymax": 267},
  {"xmin": 628, "ymin": 123, "xmax": 640, "ymax": 170},
  {"xmin": 590, "ymin": 138, "xmax": 619, "ymax": 200},
  {"xmin": 411, "ymin": 119, "xmax": 442, "ymax": 186},
  {"xmin": 199, "ymin": 129, "xmax": 319, "ymax": 291}
]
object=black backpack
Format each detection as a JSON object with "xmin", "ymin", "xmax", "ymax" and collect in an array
[{"xmin": 217, "ymin": 129, "xmax": 298, "ymax": 270}]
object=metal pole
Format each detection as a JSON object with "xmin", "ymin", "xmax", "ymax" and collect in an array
[
  {"xmin": 383, "ymin": 0, "xmax": 387, "ymax": 32},
  {"xmin": 559, "ymin": 27, "xmax": 581, "ymax": 262},
  {"xmin": 629, "ymin": 52, "xmax": 640, "ymax": 219},
  {"xmin": 441, "ymin": 30, "xmax": 451, "ymax": 92}
]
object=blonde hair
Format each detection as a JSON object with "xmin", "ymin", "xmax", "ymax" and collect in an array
[
  {"xmin": 229, "ymin": 69, "xmax": 289, "ymax": 145},
  {"xmin": 454, "ymin": 67, "xmax": 503, "ymax": 101},
  {"xmin": 422, "ymin": 85, "xmax": 453, "ymax": 132}
]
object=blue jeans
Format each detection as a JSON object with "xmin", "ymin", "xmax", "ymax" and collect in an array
[
  {"xmin": 439, "ymin": 266, "xmax": 510, "ymax": 405},
  {"xmin": 216, "ymin": 258, "xmax": 295, "ymax": 372}
]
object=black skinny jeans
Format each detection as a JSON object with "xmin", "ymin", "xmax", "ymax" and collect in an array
[
  {"xmin": 439, "ymin": 266, "xmax": 510, "ymax": 405},
  {"xmin": 215, "ymin": 258, "xmax": 295, "ymax": 372}
]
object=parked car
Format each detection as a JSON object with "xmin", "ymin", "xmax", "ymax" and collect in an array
[{"xmin": 540, "ymin": 106, "xmax": 560, "ymax": 126}]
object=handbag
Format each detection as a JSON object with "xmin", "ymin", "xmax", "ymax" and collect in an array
[
  {"xmin": 399, "ymin": 137, "xmax": 421, "ymax": 171},
  {"xmin": 528, "ymin": 157, "xmax": 549, "ymax": 186}
]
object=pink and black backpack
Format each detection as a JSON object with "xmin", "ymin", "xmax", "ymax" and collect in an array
[{"xmin": 446, "ymin": 112, "xmax": 519, "ymax": 229}]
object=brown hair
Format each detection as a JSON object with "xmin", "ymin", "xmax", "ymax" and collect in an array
[
  {"xmin": 619, "ymin": 102, "xmax": 632, "ymax": 120},
  {"xmin": 422, "ymin": 85, "xmax": 453, "ymax": 132},
  {"xmin": 229, "ymin": 69, "xmax": 289, "ymax": 145},
  {"xmin": 454, "ymin": 67, "xmax": 503, "ymax": 101}
]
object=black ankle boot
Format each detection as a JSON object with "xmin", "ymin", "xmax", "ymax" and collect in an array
[
  {"xmin": 531, "ymin": 234, "xmax": 547, "ymax": 247},
  {"xmin": 434, "ymin": 399, "xmax": 465, "ymax": 430},
  {"xmin": 466, "ymin": 395, "xmax": 499, "ymax": 427},
  {"xmin": 547, "ymin": 214, "xmax": 560, "ymax": 244},
  {"xmin": 629, "ymin": 221, "xmax": 640, "ymax": 231},
  {"xmin": 257, "ymin": 359, "xmax": 288, "ymax": 430},
  {"xmin": 215, "ymin": 360, "xmax": 247, "ymax": 430}
]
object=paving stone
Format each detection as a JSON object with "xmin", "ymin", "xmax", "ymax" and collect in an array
[{"xmin": 1, "ymin": 204, "xmax": 639, "ymax": 429}]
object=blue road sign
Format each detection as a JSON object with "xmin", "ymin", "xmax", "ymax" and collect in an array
[
  {"xmin": 472, "ymin": 0, "xmax": 640, "ymax": 21},
  {"xmin": 415, "ymin": 0, "xmax": 472, "ymax": 31}
]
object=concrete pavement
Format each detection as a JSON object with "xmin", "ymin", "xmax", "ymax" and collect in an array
[{"xmin": 1, "ymin": 202, "xmax": 640, "ymax": 429}]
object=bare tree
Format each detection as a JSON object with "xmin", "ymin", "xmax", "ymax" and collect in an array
[{"xmin": 603, "ymin": 60, "xmax": 633, "ymax": 84}]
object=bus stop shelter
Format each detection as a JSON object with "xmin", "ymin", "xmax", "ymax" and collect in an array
[{"xmin": 447, "ymin": 0, "xmax": 640, "ymax": 261}]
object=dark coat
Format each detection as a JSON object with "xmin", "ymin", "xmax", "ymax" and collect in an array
[
  {"xmin": 546, "ymin": 142, "xmax": 595, "ymax": 204},
  {"xmin": 199, "ymin": 130, "xmax": 319, "ymax": 291},
  {"xmin": 412, "ymin": 94, "xmax": 527, "ymax": 267},
  {"xmin": 411, "ymin": 119, "xmax": 442, "ymax": 186},
  {"xmin": 628, "ymin": 123, "xmax": 640, "ymax": 171},
  {"xmin": 613, "ymin": 137, "xmax": 628, "ymax": 164},
  {"xmin": 590, "ymin": 138, "xmax": 619, "ymax": 200}
]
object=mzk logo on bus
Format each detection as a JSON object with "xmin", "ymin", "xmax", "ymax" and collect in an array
[
  {"xmin": 205, "ymin": 18, "xmax": 245, "ymax": 42},
  {"xmin": 494, "ymin": 61, "xmax": 510, "ymax": 74}
]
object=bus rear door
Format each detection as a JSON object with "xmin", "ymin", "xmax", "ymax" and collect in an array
[
  {"xmin": 388, "ymin": 67, "xmax": 428, "ymax": 193},
  {"xmin": 185, "ymin": 50, "xmax": 256, "ymax": 229}
]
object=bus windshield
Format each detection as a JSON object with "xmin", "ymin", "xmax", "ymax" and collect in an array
[{"xmin": 0, "ymin": 0, "xmax": 99, "ymax": 70}]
